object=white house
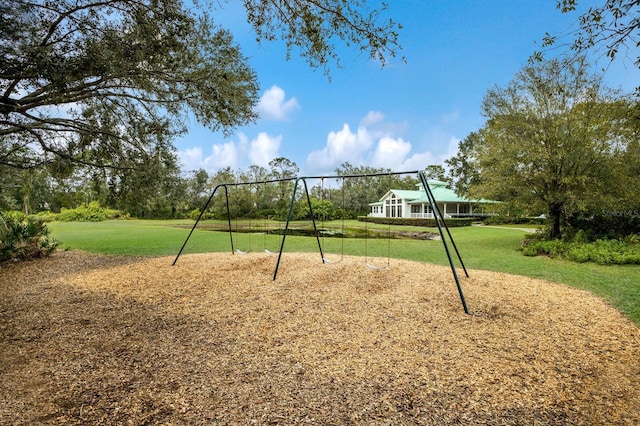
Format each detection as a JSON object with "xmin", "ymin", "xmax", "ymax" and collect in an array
[{"xmin": 368, "ymin": 180, "xmax": 495, "ymax": 219}]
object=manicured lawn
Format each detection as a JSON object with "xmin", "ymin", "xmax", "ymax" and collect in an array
[{"xmin": 48, "ymin": 219, "xmax": 640, "ymax": 325}]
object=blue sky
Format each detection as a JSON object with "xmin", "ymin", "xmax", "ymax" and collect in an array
[{"xmin": 176, "ymin": 1, "xmax": 639, "ymax": 176}]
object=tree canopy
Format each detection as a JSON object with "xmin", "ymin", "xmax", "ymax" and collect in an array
[
  {"xmin": 448, "ymin": 56, "xmax": 638, "ymax": 239},
  {"xmin": 1, "ymin": 0, "xmax": 402, "ymax": 171}
]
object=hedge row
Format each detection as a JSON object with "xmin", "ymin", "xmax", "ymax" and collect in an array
[
  {"xmin": 483, "ymin": 216, "xmax": 546, "ymax": 225},
  {"xmin": 36, "ymin": 202, "xmax": 125, "ymax": 222},
  {"xmin": 357, "ymin": 216, "xmax": 472, "ymax": 227}
]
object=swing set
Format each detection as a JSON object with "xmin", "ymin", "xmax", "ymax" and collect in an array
[{"xmin": 173, "ymin": 171, "xmax": 470, "ymax": 314}]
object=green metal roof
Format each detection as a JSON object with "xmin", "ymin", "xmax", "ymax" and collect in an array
[
  {"xmin": 383, "ymin": 181, "xmax": 493, "ymax": 204},
  {"xmin": 387, "ymin": 187, "xmax": 468, "ymax": 203},
  {"xmin": 369, "ymin": 181, "xmax": 496, "ymax": 206}
]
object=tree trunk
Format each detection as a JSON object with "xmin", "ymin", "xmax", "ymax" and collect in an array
[
  {"xmin": 549, "ymin": 202, "xmax": 563, "ymax": 239},
  {"xmin": 23, "ymin": 196, "xmax": 29, "ymax": 216}
]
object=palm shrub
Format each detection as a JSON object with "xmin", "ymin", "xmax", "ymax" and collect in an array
[{"xmin": 0, "ymin": 212, "xmax": 58, "ymax": 262}]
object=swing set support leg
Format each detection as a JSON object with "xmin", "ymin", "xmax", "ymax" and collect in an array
[
  {"xmin": 172, "ymin": 184, "xmax": 231, "ymax": 266},
  {"xmin": 418, "ymin": 172, "xmax": 470, "ymax": 315},
  {"xmin": 422, "ymin": 176, "xmax": 468, "ymax": 278}
]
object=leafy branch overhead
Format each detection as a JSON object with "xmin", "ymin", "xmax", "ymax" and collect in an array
[
  {"xmin": 0, "ymin": 0, "xmax": 403, "ymax": 170},
  {"xmin": 539, "ymin": 1, "xmax": 640, "ymax": 69},
  {"xmin": 242, "ymin": 0, "xmax": 403, "ymax": 70}
]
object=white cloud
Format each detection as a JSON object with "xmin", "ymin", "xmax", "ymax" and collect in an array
[
  {"xmin": 248, "ymin": 132, "xmax": 282, "ymax": 167},
  {"xmin": 371, "ymin": 136, "xmax": 412, "ymax": 169},
  {"xmin": 178, "ymin": 147, "xmax": 205, "ymax": 172},
  {"xmin": 399, "ymin": 151, "xmax": 437, "ymax": 171},
  {"xmin": 360, "ymin": 110, "xmax": 409, "ymax": 140},
  {"xmin": 205, "ymin": 141, "xmax": 239, "ymax": 170},
  {"xmin": 178, "ymin": 132, "xmax": 282, "ymax": 173},
  {"xmin": 360, "ymin": 110, "xmax": 385, "ymax": 127},
  {"xmin": 254, "ymin": 85, "xmax": 299, "ymax": 121},
  {"xmin": 305, "ymin": 111, "xmax": 461, "ymax": 174},
  {"xmin": 446, "ymin": 136, "xmax": 462, "ymax": 157},
  {"xmin": 306, "ymin": 123, "xmax": 374, "ymax": 170}
]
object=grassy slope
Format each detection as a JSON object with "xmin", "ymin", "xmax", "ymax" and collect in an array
[{"xmin": 48, "ymin": 220, "xmax": 640, "ymax": 325}]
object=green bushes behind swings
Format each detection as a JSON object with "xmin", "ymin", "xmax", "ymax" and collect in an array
[
  {"xmin": 0, "ymin": 211, "xmax": 58, "ymax": 263},
  {"xmin": 36, "ymin": 202, "xmax": 125, "ymax": 222},
  {"xmin": 521, "ymin": 234, "xmax": 640, "ymax": 265}
]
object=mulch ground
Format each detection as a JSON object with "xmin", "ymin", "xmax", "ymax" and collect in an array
[{"xmin": 1, "ymin": 250, "xmax": 639, "ymax": 425}]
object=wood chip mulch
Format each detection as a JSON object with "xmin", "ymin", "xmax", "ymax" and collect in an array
[{"xmin": 1, "ymin": 250, "xmax": 639, "ymax": 425}]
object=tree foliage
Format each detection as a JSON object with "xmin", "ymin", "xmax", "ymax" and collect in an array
[
  {"xmin": 449, "ymin": 56, "xmax": 637, "ymax": 239},
  {"xmin": 540, "ymin": 1, "xmax": 640, "ymax": 83},
  {"xmin": 1, "ymin": 0, "xmax": 402, "ymax": 171},
  {"xmin": 445, "ymin": 132, "xmax": 483, "ymax": 197},
  {"xmin": 1, "ymin": 0, "xmax": 260, "ymax": 170},
  {"xmin": 242, "ymin": 0, "xmax": 403, "ymax": 72}
]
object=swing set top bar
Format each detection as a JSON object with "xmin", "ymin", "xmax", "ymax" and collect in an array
[
  {"xmin": 301, "ymin": 170, "xmax": 420, "ymax": 180},
  {"xmin": 209, "ymin": 170, "xmax": 422, "ymax": 188}
]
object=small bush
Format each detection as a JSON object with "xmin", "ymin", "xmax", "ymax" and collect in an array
[
  {"xmin": 0, "ymin": 212, "xmax": 58, "ymax": 262},
  {"xmin": 521, "ymin": 240, "xmax": 567, "ymax": 258},
  {"xmin": 521, "ymin": 235, "xmax": 640, "ymax": 265}
]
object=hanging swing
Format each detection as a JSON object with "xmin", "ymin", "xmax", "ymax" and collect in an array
[
  {"xmin": 364, "ymin": 174, "xmax": 392, "ymax": 270},
  {"xmin": 263, "ymin": 214, "xmax": 279, "ymax": 255},
  {"xmin": 256, "ymin": 181, "xmax": 280, "ymax": 255},
  {"xmin": 320, "ymin": 177, "xmax": 345, "ymax": 264},
  {"xmin": 233, "ymin": 184, "xmax": 251, "ymax": 255}
]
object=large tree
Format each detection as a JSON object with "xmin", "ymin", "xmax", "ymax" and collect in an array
[
  {"xmin": 450, "ymin": 56, "xmax": 636, "ymax": 239},
  {"xmin": 1, "ymin": 0, "xmax": 402, "ymax": 171}
]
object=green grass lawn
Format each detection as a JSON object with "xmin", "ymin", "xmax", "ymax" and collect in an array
[{"xmin": 48, "ymin": 219, "xmax": 640, "ymax": 326}]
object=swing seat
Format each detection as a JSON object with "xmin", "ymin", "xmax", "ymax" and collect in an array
[
  {"xmin": 235, "ymin": 249, "xmax": 248, "ymax": 255},
  {"xmin": 264, "ymin": 249, "xmax": 279, "ymax": 255},
  {"xmin": 365, "ymin": 262, "xmax": 388, "ymax": 270}
]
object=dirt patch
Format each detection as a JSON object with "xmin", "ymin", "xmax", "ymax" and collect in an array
[{"xmin": 1, "ymin": 251, "xmax": 639, "ymax": 424}]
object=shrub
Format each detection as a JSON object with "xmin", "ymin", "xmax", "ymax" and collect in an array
[
  {"xmin": 521, "ymin": 239, "xmax": 567, "ymax": 258},
  {"xmin": 49, "ymin": 202, "xmax": 124, "ymax": 222},
  {"xmin": 521, "ymin": 235, "xmax": 640, "ymax": 265},
  {"xmin": 0, "ymin": 212, "xmax": 58, "ymax": 262}
]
